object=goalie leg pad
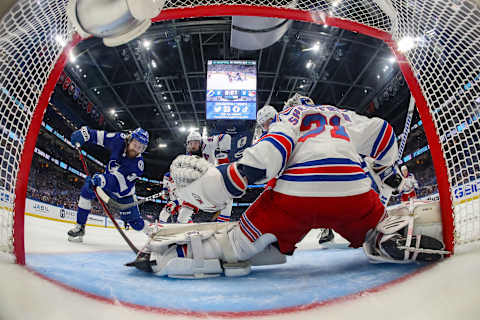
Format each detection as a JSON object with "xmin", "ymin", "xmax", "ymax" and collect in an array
[
  {"xmin": 136, "ymin": 223, "xmax": 282, "ymax": 278},
  {"xmin": 149, "ymin": 231, "xmax": 224, "ymax": 279},
  {"xmin": 363, "ymin": 211, "xmax": 446, "ymax": 264}
]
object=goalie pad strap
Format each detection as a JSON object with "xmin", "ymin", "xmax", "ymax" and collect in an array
[{"xmin": 187, "ymin": 232, "xmax": 204, "ymax": 273}]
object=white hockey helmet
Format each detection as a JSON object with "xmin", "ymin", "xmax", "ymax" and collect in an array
[
  {"xmin": 401, "ymin": 165, "xmax": 408, "ymax": 176},
  {"xmin": 283, "ymin": 93, "xmax": 314, "ymax": 110},
  {"xmin": 257, "ymin": 105, "xmax": 278, "ymax": 126},
  {"xmin": 186, "ymin": 131, "xmax": 202, "ymax": 143}
]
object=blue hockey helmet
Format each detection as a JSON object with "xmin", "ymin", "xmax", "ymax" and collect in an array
[{"xmin": 130, "ymin": 128, "xmax": 149, "ymax": 153}]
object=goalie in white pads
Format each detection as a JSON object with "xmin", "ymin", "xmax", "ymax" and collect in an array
[
  {"xmin": 257, "ymin": 102, "xmax": 334, "ymax": 245},
  {"xmin": 129, "ymin": 103, "xmax": 445, "ymax": 278}
]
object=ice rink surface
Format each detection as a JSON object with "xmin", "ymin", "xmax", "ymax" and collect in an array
[{"xmin": 1, "ymin": 215, "xmax": 480, "ymax": 320}]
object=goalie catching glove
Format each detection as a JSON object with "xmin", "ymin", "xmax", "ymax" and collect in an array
[{"xmin": 170, "ymin": 155, "xmax": 250, "ymax": 213}]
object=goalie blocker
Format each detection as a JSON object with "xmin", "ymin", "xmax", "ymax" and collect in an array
[{"xmin": 127, "ymin": 156, "xmax": 446, "ymax": 278}]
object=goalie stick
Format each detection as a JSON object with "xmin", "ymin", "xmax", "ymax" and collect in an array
[
  {"xmin": 76, "ymin": 147, "xmax": 139, "ymax": 254},
  {"xmin": 96, "ymin": 188, "xmax": 164, "ymax": 211},
  {"xmin": 378, "ymin": 96, "xmax": 416, "ymax": 206},
  {"xmin": 398, "ymin": 95, "xmax": 416, "ymax": 159}
]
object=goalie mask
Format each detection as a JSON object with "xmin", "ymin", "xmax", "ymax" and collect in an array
[
  {"xmin": 186, "ymin": 131, "xmax": 203, "ymax": 157},
  {"xmin": 257, "ymin": 105, "xmax": 278, "ymax": 131},
  {"xmin": 283, "ymin": 93, "xmax": 315, "ymax": 110}
]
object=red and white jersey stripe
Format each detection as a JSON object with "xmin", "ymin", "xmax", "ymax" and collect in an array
[{"xmin": 239, "ymin": 104, "xmax": 399, "ymax": 197}]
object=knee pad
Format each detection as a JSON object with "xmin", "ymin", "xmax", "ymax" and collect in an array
[{"xmin": 121, "ymin": 204, "xmax": 144, "ymax": 231}]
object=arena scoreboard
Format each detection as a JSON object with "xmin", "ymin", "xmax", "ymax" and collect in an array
[{"xmin": 206, "ymin": 60, "xmax": 257, "ymax": 120}]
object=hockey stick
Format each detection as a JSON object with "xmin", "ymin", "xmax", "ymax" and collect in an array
[
  {"xmin": 378, "ymin": 96, "xmax": 416, "ymax": 206},
  {"xmin": 398, "ymin": 95, "xmax": 416, "ymax": 159},
  {"xmin": 95, "ymin": 188, "xmax": 164, "ymax": 211},
  {"xmin": 76, "ymin": 147, "xmax": 139, "ymax": 254}
]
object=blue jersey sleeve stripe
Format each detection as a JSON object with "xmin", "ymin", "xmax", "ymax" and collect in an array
[
  {"xmin": 263, "ymin": 137, "xmax": 287, "ymax": 170},
  {"xmin": 269, "ymin": 131, "xmax": 295, "ymax": 151},
  {"xmin": 279, "ymin": 173, "xmax": 367, "ymax": 182},
  {"xmin": 289, "ymin": 158, "xmax": 361, "ymax": 168},
  {"xmin": 377, "ymin": 131, "xmax": 396, "ymax": 161},
  {"xmin": 371, "ymin": 121, "xmax": 387, "ymax": 157},
  {"xmin": 217, "ymin": 164, "xmax": 244, "ymax": 197}
]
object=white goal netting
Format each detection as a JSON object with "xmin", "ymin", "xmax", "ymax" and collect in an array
[
  {"xmin": 0, "ymin": 0, "xmax": 479, "ymax": 262},
  {"xmin": 0, "ymin": 0, "xmax": 75, "ymax": 263}
]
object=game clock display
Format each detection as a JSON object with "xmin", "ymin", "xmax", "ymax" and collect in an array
[{"xmin": 206, "ymin": 60, "xmax": 257, "ymax": 120}]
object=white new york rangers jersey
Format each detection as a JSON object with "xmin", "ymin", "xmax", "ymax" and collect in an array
[
  {"xmin": 201, "ymin": 134, "xmax": 231, "ymax": 165},
  {"xmin": 400, "ymin": 173, "xmax": 418, "ymax": 194},
  {"xmin": 238, "ymin": 104, "xmax": 399, "ymax": 197}
]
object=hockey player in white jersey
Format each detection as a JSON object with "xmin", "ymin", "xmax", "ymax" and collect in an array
[
  {"xmin": 175, "ymin": 131, "xmax": 233, "ymax": 223},
  {"xmin": 129, "ymin": 104, "xmax": 445, "ymax": 278},
  {"xmin": 265, "ymin": 97, "xmax": 334, "ymax": 245},
  {"xmin": 158, "ymin": 172, "xmax": 180, "ymax": 223},
  {"xmin": 399, "ymin": 165, "xmax": 419, "ymax": 202},
  {"xmin": 186, "ymin": 131, "xmax": 231, "ymax": 165}
]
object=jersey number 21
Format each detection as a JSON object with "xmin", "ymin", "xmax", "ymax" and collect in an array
[{"xmin": 299, "ymin": 113, "xmax": 350, "ymax": 142}]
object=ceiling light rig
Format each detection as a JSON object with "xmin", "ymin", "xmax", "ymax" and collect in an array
[{"xmin": 142, "ymin": 39, "xmax": 151, "ymax": 50}]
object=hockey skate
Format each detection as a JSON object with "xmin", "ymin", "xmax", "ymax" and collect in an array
[
  {"xmin": 67, "ymin": 224, "xmax": 85, "ymax": 242},
  {"xmin": 318, "ymin": 228, "xmax": 334, "ymax": 244}
]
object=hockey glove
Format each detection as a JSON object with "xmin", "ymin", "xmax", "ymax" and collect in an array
[
  {"xmin": 376, "ymin": 165, "xmax": 404, "ymax": 191},
  {"xmin": 170, "ymin": 155, "xmax": 233, "ymax": 212},
  {"xmin": 90, "ymin": 173, "xmax": 106, "ymax": 188},
  {"xmin": 71, "ymin": 126, "xmax": 90, "ymax": 147}
]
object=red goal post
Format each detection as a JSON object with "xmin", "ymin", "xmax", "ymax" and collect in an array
[{"xmin": 1, "ymin": 0, "xmax": 479, "ymax": 264}]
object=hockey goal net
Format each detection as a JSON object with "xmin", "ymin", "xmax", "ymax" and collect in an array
[{"xmin": 1, "ymin": 0, "xmax": 479, "ymax": 264}]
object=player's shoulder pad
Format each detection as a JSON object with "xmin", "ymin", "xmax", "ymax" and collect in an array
[
  {"xmin": 268, "ymin": 119, "xmax": 298, "ymax": 141},
  {"xmin": 106, "ymin": 131, "xmax": 127, "ymax": 139},
  {"xmin": 136, "ymin": 157, "xmax": 144, "ymax": 172}
]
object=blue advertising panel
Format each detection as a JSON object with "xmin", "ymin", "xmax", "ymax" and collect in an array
[{"xmin": 206, "ymin": 60, "xmax": 257, "ymax": 120}]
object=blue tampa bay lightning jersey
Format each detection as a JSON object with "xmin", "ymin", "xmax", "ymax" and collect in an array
[{"xmin": 84, "ymin": 128, "xmax": 144, "ymax": 198}]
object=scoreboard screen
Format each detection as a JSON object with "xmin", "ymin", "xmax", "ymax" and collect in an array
[{"xmin": 206, "ymin": 60, "xmax": 257, "ymax": 120}]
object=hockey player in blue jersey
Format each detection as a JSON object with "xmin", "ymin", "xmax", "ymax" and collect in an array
[{"xmin": 67, "ymin": 127, "xmax": 149, "ymax": 242}]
